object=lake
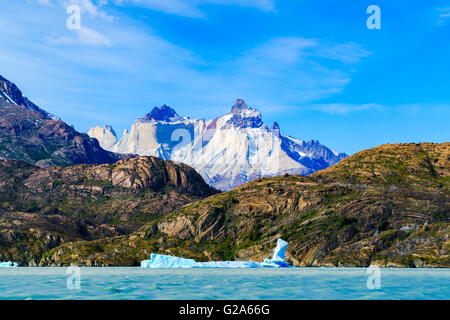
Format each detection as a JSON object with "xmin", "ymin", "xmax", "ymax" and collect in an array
[{"xmin": 0, "ymin": 267, "xmax": 448, "ymax": 300}]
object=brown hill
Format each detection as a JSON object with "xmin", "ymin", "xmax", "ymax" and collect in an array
[{"xmin": 0, "ymin": 156, "xmax": 217, "ymax": 265}]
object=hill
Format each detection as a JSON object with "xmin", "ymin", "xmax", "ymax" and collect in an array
[{"xmin": 0, "ymin": 156, "xmax": 217, "ymax": 265}]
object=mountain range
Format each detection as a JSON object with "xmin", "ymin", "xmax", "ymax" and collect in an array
[
  {"xmin": 89, "ymin": 99, "xmax": 347, "ymax": 190},
  {"xmin": 0, "ymin": 75, "xmax": 132, "ymax": 167},
  {"xmin": 0, "ymin": 74, "xmax": 448, "ymax": 267}
]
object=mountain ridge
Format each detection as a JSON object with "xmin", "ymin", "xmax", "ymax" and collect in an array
[
  {"xmin": 0, "ymin": 74, "xmax": 134, "ymax": 167},
  {"xmin": 0, "ymin": 75, "xmax": 55, "ymax": 119},
  {"xmin": 89, "ymin": 99, "xmax": 347, "ymax": 190}
]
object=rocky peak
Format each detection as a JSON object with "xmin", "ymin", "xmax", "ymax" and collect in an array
[
  {"xmin": 88, "ymin": 125, "xmax": 118, "ymax": 150},
  {"xmin": 231, "ymin": 99, "xmax": 248, "ymax": 114},
  {"xmin": 226, "ymin": 99, "xmax": 263, "ymax": 129},
  {"xmin": 0, "ymin": 74, "xmax": 52, "ymax": 119},
  {"xmin": 104, "ymin": 125, "xmax": 117, "ymax": 138},
  {"xmin": 271, "ymin": 122, "xmax": 280, "ymax": 131},
  {"xmin": 141, "ymin": 105, "xmax": 183, "ymax": 122}
]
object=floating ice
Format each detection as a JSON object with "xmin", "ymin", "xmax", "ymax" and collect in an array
[
  {"xmin": 260, "ymin": 239, "xmax": 291, "ymax": 268},
  {"xmin": 141, "ymin": 238, "xmax": 292, "ymax": 268},
  {"xmin": 0, "ymin": 261, "xmax": 18, "ymax": 268},
  {"xmin": 141, "ymin": 254, "xmax": 198, "ymax": 268}
]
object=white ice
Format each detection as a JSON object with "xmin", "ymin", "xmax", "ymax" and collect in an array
[
  {"xmin": 141, "ymin": 238, "xmax": 292, "ymax": 268},
  {"xmin": 0, "ymin": 261, "xmax": 18, "ymax": 268}
]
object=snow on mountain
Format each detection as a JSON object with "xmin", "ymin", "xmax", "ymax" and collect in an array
[
  {"xmin": 141, "ymin": 104, "xmax": 187, "ymax": 122},
  {"xmin": 0, "ymin": 75, "xmax": 58, "ymax": 120},
  {"xmin": 88, "ymin": 125, "xmax": 118, "ymax": 150},
  {"xmin": 89, "ymin": 99, "xmax": 347, "ymax": 190}
]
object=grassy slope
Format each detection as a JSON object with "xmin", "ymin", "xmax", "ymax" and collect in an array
[{"xmin": 40, "ymin": 143, "xmax": 449, "ymax": 267}]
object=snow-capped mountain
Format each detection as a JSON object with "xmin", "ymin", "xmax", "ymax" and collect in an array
[
  {"xmin": 89, "ymin": 99, "xmax": 347, "ymax": 190},
  {"xmin": 0, "ymin": 75, "xmax": 57, "ymax": 120}
]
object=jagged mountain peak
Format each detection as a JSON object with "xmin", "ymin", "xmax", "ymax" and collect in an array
[
  {"xmin": 0, "ymin": 74, "xmax": 54, "ymax": 119},
  {"xmin": 141, "ymin": 104, "xmax": 183, "ymax": 122},
  {"xmin": 88, "ymin": 125, "xmax": 118, "ymax": 150},
  {"xmin": 89, "ymin": 98, "xmax": 348, "ymax": 190},
  {"xmin": 271, "ymin": 122, "xmax": 280, "ymax": 131},
  {"xmin": 0, "ymin": 75, "xmax": 133, "ymax": 167},
  {"xmin": 231, "ymin": 98, "xmax": 248, "ymax": 113},
  {"xmin": 225, "ymin": 99, "xmax": 263, "ymax": 129},
  {"xmin": 104, "ymin": 125, "xmax": 117, "ymax": 137}
]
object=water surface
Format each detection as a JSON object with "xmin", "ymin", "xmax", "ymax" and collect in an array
[{"xmin": 0, "ymin": 268, "xmax": 448, "ymax": 300}]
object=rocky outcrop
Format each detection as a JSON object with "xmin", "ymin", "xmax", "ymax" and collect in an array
[
  {"xmin": 0, "ymin": 156, "xmax": 217, "ymax": 265},
  {"xmin": 41, "ymin": 143, "xmax": 449, "ymax": 267}
]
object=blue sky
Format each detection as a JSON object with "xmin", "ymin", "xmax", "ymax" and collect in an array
[{"xmin": 0, "ymin": 0, "xmax": 449, "ymax": 154}]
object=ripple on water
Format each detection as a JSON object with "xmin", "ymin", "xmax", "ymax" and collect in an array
[{"xmin": 0, "ymin": 268, "xmax": 449, "ymax": 300}]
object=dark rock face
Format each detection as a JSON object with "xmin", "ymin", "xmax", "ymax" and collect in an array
[
  {"xmin": 0, "ymin": 75, "xmax": 52, "ymax": 119},
  {"xmin": 280, "ymin": 137, "xmax": 347, "ymax": 171},
  {"xmin": 0, "ymin": 74, "xmax": 133, "ymax": 167},
  {"xmin": 271, "ymin": 122, "xmax": 280, "ymax": 131},
  {"xmin": 0, "ymin": 99, "xmax": 131, "ymax": 167},
  {"xmin": 230, "ymin": 98, "xmax": 248, "ymax": 114},
  {"xmin": 225, "ymin": 98, "xmax": 264, "ymax": 129},
  {"xmin": 141, "ymin": 105, "xmax": 181, "ymax": 122}
]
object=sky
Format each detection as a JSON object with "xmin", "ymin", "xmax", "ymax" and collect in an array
[{"xmin": 0, "ymin": 0, "xmax": 449, "ymax": 154}]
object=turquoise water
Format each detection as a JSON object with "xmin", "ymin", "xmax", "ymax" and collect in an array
[{"xmin": 0, "ymin": 268, "xmax": 448, "ymax": 300}]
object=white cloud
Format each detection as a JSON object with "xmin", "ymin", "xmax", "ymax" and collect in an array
[
  {"xmin": 47, "ymin": 27, "xmax": 112, "ymax": 46},
  {"xmin": 307, "ymin": 103, "xmax": 382, "ymax": 115},
  {"xmin": 36, "ymin": 0, "xmax": 114, "ymax": 20},
  {"xmin": 227, "ymin": 37, "xmax": 370, "ymax": 105},
  {"xmin": 317, "ymin": 42, "xmax": 371, "ymax": 64},
  {"xmin": 302, "ymin": 103, "xmax": 450, "ymax": 116},
  {"xmin": 0, "ymin": 2, "xmax": 370, "ymax": 131},
  {"xmin": 437, "ymin": 7, "xmax": 450, "ymax": 25},
  {"xmin": 114, "ymin": 0, "xmax": 276, "ymax": 18},
  {"xmin": 203, "ymin": 0, "xmax": 275, "ymax": 12},
  {"xmin": 33, "ymin": 0, "xmax": 114, "ymax": 47},
  {"xmin": 114, "ymin": 0, "xmax": 204, "ymax": 17}
]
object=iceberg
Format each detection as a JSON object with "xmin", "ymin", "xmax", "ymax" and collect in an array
[
  {"xmin": 141, "ymin": 254, "xmax": 198, "ymax": 268},
  {"xmin": 141, "ymin": 238, "xmax": 292, "ymax": 269},
  {"xmin": 260, "ymin": 239, "xmax": 291, "ymax": 268},
  {"xmin": 0, "ymin": 261, "xmax": 18, "ymax": 268}
]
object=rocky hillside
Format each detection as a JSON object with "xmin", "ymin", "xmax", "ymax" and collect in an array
[
  {"xmin": 40, "ymin": 143, "xmax": 449, "ymax": 267},
  {"xmin": 0, "ymin": 157, "xmax": 217, "ymax": 265},
  {"xmin": 0, "ymin": 74, "xmax": 132, "ymax": 167}
]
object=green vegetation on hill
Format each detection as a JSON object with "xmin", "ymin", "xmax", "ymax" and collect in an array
[
  {"xmin": 40, "ymin": 143, "xmax": 449, "ymax": 267},
  {"xmin": 0, "ymin": 156, "xmax": 217, "ymax": 265}
]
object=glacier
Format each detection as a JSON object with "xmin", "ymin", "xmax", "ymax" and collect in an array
[
  {"xmin": 89, "ymin": 99, "xmax": 347, "ymax": 191},
  {"xmin": 141, "ymin": 239, "xmax": 292, "ymax": 269},
  {"xmin": 0, "ymin": 261, "xmax": 18, "ymax": 268}
]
